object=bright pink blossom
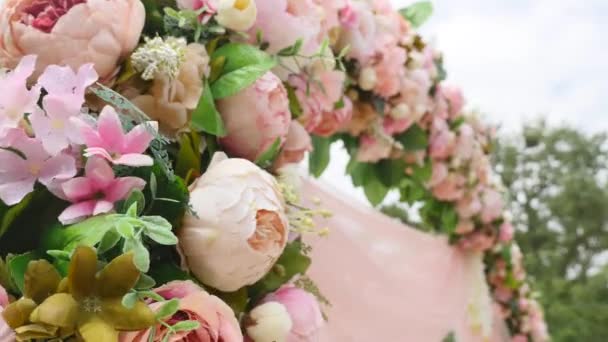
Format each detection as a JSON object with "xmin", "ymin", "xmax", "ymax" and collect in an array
[
  {"xmin": 0, "ymin": 129, "xmax": 76, "ymax": 205},
  {"xmin": 0, "ymin": 55, "xmax": 41, "ymax": 136},
  {"xmin": 58, "ymin": 157, "xmax": 145, "ymax": 224},
  {"xmin": 81, "ymin": 106, "xmax": 157, "ymax": 167}
]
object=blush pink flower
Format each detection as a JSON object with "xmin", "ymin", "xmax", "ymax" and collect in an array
[
  {"xmin": 499, "ymin": 221, "xmax": 515, "ymax": 243},
  {"xmin": 481, "ymin": 188, "xmax": 504, "ymax": 224},
  {"xmin": 312, "ymin": 97, "xmax": 352, "ymax": 137},
  {"xmin": 356, "ymin": 134, "xmax": 392, "ymax": 162},
  {"xmin": 260, "ymin": 285, "xmax": 324, "ymax": 342},
  {"xmin": 58, "ymin": 157, "xmax": 145, "ymax": 224},
  {"xmin": 456, "ymin": 194, "xmax": 482, "ymax": 219},
  {"xmin": 0, "ymin": 285, "xmax": 13, "ymax": 342},
  {"xmin": 373, "ymin": 44, "xmax": 407, "ymax": 98},
  {"xmin": 0, "ymin": 129, "xmax": 76, "ymax": 205},
  {"xmin": 458, "ymin": 230, "xmax": 495, "ymax": 252},
  {"xmin": 337, "ymin": 0, "xmax": 376, "ymax": 64},
  {"xmin": 176, "ymin": 0, "xmax": 218, "ymax": 23},
  {"xmin": 275, "ymin": 121, "xmax": 312, "ymax": 169},
  {"xmin": 429, "ymin": 161, "xmax": 448, "ymax": 187},
  {"xmin": 218, "ymin": 72, "xmax": 291, "ymax": 161},
  {"xmin": 120, "ymin": 280, "xmax": 243, "ymax": 342},
  {"xmin": 512, "ymin": 335, "xmax": 528, "ymax": 342},
  {"xmin": 80, "ymin": 106, "xmax": 157, "ymax": 167},
  {"xmin": 0, "ymin": 55, "xmax": 40, "ymax": 136},
  {"xmin": 0, "ymin": 0, "xmax": 145, "ymax": 80},
  {"xmin": 429, "ymin": 118, "xmax": 455, "ymax": 160},
  {"xmin": 431, "ymin": 173, "xmax": 465, "ymax": 201}
]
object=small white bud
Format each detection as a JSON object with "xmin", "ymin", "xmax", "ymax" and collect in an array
[
  {"xmin": 359, "ymin": 67, "xmax": 377, "ymax": 91},
  {"xmin": 247, "ymin": 302, "xmax": 293, "ymax": 342},
  {"xmin": 389, "ymin": 103, "xmax": 411, "ymax": 119},
  {"xmin": 216, "ymin": 0, "xmax": 258, "ymax": 32}
]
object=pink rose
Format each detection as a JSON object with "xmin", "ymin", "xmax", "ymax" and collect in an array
[
  {"xmin": 373, "ymin": 44, "xmax": 407, "ymax": 98},
  {"xmin": 218, "ymin": 72, "xmax": 291, "ymax": 161},
  {"xmin": 356, "ymin": 134, "xmax": 392, "ymax": 162},
  {"xmin": 431, "ymin": 173, "xmax": 465, "ymax": 201},
  {"xmin": 261, "ymin": 285, "xmax": 324, "ymax": 342},
  {"xmin": 480, "ymin": 188, "xmax": 504, "ymax": 224},
  {"xmin": 275, "ymin": 121, "xmax": 312, "ymax": 168},
  {"xmin": 289, "ymin": 70, "xmax": 347, "ymax": 133},
  {"xmin": 429, "ymin": 118, "xmax": 455, "ymax": 160},
  {"xmin": 313, "ymin": 97, "xmax": 353, "ymax": 137},
  {"xmin": 499, "ymin": 221, "xmax": 515, "ymax": 243},
  {"xmin": 120, "ymin": 280, "xmax": 243, "ymax": 342},
  {"xmin": 0, "ymin": 0, "xmax": 145, "ymax": 80}
]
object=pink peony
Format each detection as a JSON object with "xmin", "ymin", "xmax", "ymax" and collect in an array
[
  {"xmin": 218, "ymin": 72, "xmax": 291, "ymax": 161},
  {"xmin": 275, "ymin": 121, "xmax": 312, "ymax": 169},
  {"xmin": 0, "ymin": 0, "xmax": 145, "ymax": 79},
  {"xmin": 260, "ymin": 285, "xmax": 324, "ymax": 342},
  {"xmin": 58, "ymin": 157, "xmax": 145, "ymax": 224},
  {"xmin": 120, "ymin": 280, "xmax": 243, "ymax": 342},
  {"xmin": 80, "ymin": 106, "xmax": 156, "ymax": 167},
  {"xmin": 0, "ymin": 55, "xmax": 40, "ymax": 136},
  {"xmin": 0, "ymin": 129, "xmax": 76, "ymax": 205},
  {"xmin": 356, "ymin": 134, "xmax": 391, "ymax": 163}
]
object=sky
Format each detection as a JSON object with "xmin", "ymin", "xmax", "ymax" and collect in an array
[{"xmin": 320, "ymin": 0, "xmax": 608, "ymax": 200}]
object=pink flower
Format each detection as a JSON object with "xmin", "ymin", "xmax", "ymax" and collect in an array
[
  {"xmin": 429, "ymin": 161, "xmax": 448, "ymax": 187},
  {"xmin": 494, "ymin": 285, "xmax": 514, "ymax": 303},
  {"xmin": 218, "ymin": 72, "xmax": 291, "ymax": 161},
  {"xmin": 512, "ymin": 335, "xmax": 529, "ymax": 342},
  {"xmin": 260, "ymin": 285, "xmax": 324, "ymax": 342},
  {"xmin": 0, "ymin": 285, "xmax": 14, "ymax": 342},
  {"xmin": 0, "ymin": 0, "xmax": 145, "ymax": 80},
  {"xmin": 275, "ymin": 121, "xmax": 312, "ymax": 169},
  {"xmin": 456, "ymin": 194, "xmax": 482, "ymax": 219},
  {"xmin": 312, "ymin": 97, "xmax": 352, "ymax": 137},
  {"xmin": 289, "ymin": 70, "xmax": 347, "ymax": 133},
  {"xmin": 0, "ymin": 55, "xmax": 41, "ymax": 136},
  {"xmin": 38, "ymin": 63, "xmax": 98, "ymax": 108},
  {"xmin": 58, "ymin": 157, "xmax": 145, "ymax": 224},
  {"xmin": 441, "ymin": 84, "xmax": 465, "ymax": 118},
  {"xmin": 120, "ymin": 280, "xmax": 243, "ymax": 342},
  {"xmin": 429, "ymin": 118, "xmax": 455, "ymax": 160},
  {"xmin": 458, "ymin": 230, "xmax": 495, "ymax": 252},
  {"xmin": 80, "ymin": 106, "xmax": 156, "ymax": 167},
  {"xmin": 455, "ymin": 220, "xmax": 475, "ymax": 235},
  {"xmin": 373, "ymin": 44, "xmax": 407, "ymax": 98},
  {"xmin": 499, "ymin": 221, "xmax": 515, "ymax": 243},
  {"xmin": 176, "ymin": 0, "xmax": 218, "ymax": 23},
  {"xmin": 432, "ymin": 173, "xmax": 465, "ymax": 201},
  {"xmin": 356, "ymin": 134, "xmax": 392, "ymax": 162},
  {"xmin": 452, "ymin": 124, "xmax": 475, "ymax": 162},
  {"xmin": 0, "ymin": 129, "xmax": 76, "ymax": 205},
  {"xmin": 337, "ymin": 0, "xmax": 376, "ymax": 64},
  {"xmin": 338, "ymin": 2, "xmax": 358, "ymax": 29},
  {"xmin": 0, "ymin": 285, "xmax": 7, "ymax": 307},
  {"xmin": 481, "ymin": 188, "xmax": 504, "ymax": 224}
]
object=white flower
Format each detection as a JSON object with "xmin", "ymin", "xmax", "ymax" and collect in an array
[
  {"xmin": 179, "ymin": 152, "xmax": 289, "ymax": 291},
  {"xmin": 216, "ymin": 0, "xmax": 257, "ymax": 32},
  {"xmin": 389, "ymin": 103, "xmax": 411, "ymax": 120},
  {"xmin": 246, "ymin": 302, "xmax": 293, "ymax": 342},
  {"xmin": 358, "ymin": 67, "xmax": 377, "ymax": 91},
  {"xmin": 131, "ymin": 37, "xmax": 187, "ymax": 80}
]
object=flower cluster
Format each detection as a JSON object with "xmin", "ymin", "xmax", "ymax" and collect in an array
[{"xmin": 0, "ymin": 0, "xmax": 548, "ymax": 341}]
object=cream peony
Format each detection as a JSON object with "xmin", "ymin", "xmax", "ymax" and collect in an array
[
  {"xmin": 216, "ymin": 0, "xmax": 257, "ymax": 32},
  {"xmin": 0, "ymin": 0, "xmax": 144, "ymax": 79},
  {"xmin": 246, "ymin": 302, "xmax": 293, "ymax": 342},
  {"xmin": 179, "ymin": 152, "xmax": 289, "ymax": 292}
]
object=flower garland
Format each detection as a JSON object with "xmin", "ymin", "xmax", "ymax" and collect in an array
[{"xmin": 0, "ymin": 0, "xmax": 547, "ymax": 341}]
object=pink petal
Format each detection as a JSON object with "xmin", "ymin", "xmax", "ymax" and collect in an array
[
  {"xmin": 123, "ymin": 122, "xmax": 157, "ymax": 154},
  {"xmin": 113, "ymin": 154, "xmax": 154, "ymax": 167},
  {"xmin": 0, "ymin": 148, "xmax": 28, "ymax": 175},
  {"xmin": 84, "ymin": 147, "xmax": 114, "ymax": 163},
  {"xmin": 84, "ymin": 157, "xmax": 115, "ymax": 190},
  {"xmin": 75, "ymin": 64, "xmax": 98, "ymax": 94},
  {"xmin": 39, "ymin": 154, "xmax": 77, "ymax": 186},
  {"xmin": 29, "ymin": 107, "xmax": 70, "ymax": 155},
  {"xmin": 9, "ymin": 130, "xmax": 49, "ymax": 163},
  {"xmin": 93, "ymin": 200, "xmax": 114, "ymax": 215},
  {"xmin": 104, "ymin": 177, "xmax": 146, "ymax": 203},
  {"xmin": 0, "ymin": 178, "xmax": 36, "ymax": 205},
  {"xmin": 97, "ymin": 106, "xmax": 125, "ymax": 151},
  {"xmin": 61, "ymin": 177, "xmax": 96, "ymax": 202},
  {"xmin": 58, "ymin": 200, "xmax": 97, "ymax": 224}
]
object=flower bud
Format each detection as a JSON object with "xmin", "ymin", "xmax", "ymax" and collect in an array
[
  {"xmin": 216, "ymin": 0, "xmax": 257, "ymax": 32},
  {"xmin": 358, "ymin": 67, "xmax": 377, "ymax": 91},
  {"xmin": 389, "ymin": 103, "xmax": 411, "ymax": 119},
  {"xmin": 246, "ymin": 302, "xmax": 293, "ymax": 342}
]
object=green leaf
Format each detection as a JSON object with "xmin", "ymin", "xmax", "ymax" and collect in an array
[
  {"xmin": 40, "ymin": 215, "xmax": 115, "ymax": 253},
  {"xmin": 135, "ymin": 274, "xmax": 156, "ymax": 290},
  {"xmin": 46, "ymin": 250, "xmax": 71, "ymax": 261},
  {"xmin": 412, "ymin": 160, "xmax": 433, "ymax": 183},
  {"xmin": 277, "ymin": 39, "xmax": 304, "ymax": 57},
  {"xmin": 255, "ymin": 138, "xmax": 282, "ymax": 168},
  {"xmin": 191, "ymin": 79, "xmax": 227, "ymax": 137},
  {"xmin": 399, "ymin": 1, "xmax": 433, "ymax": 28},
  {"xmin": 286, "ymin": 83, "xmax": 303, "ymax": 119},
  {"xmin": 440, "ymin": 205, "xmax": 458, "ymax": 235},
  {"xmin": 138, "ymin": 290, "xmax": 165, "ymax": 302},
  {"xmin": 119, "ymin": 191, "xmax": 145, "ymax": 216},
  {"xmin": 116, "ymin": 220, "xmax": 135, "ymax": 239},
  {"xmin": 376, "ymin": 159, "xmax": 406, "ymax": 188},
  {"xmin": 395, "ymin": 124, "xmax": 429, "ymax": 151},
  {"xmin": 8, "ymin": 252, "xmax": 37, "ymax": 294},
  {"xmin": 309, "ymin": 136, "xmax": 332, "ymax": 178},
  {"xmin": 156, "ymin": 299, "xmax": 180, "ymax": 319},
  {"xmin": 141, "ymin": 216, "xmax": 178, "ymax": 245},
  {"xmin": 0, "ymin": 192, "xmax": 34, "ymax": 239},
  {"xmin": 172, "ymin": 320, "xmax": 201, "ymax": 332},
  {"xmin": 122, "ymin": 292, "xmax": 138, "ymax": 309},
  {"xmin": 127, "ymin": 239, "xmax": 150, "ymax": 273},
  {"xmin": 363, "ymin": 177, "xmax": 389, "ymax": 206},
  {"xmin": 97, "ymin": 229, "xmax": 121, "ymax": 254},
  {"xmin": 442, "ymin": 331, "xmax": 456, "ymax": 342},
  {"xmin": 176, "ymin": 132, "xmax": 202, "ymax": 180}
]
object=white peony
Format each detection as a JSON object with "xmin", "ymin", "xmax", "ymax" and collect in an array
[
  {"xmin": 179, "ymin": 152, "xmax": 289, "ymax": 291},
  {"xmin": 246, "ymin": 302, "xmax": 293, "ymax": 342},
  {"xmin": 216, "ymin": 0, "xmax": 257, "ymax": 32}
]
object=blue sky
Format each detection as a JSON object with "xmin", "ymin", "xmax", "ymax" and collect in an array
[{"xmin": 323, "ymin": 0, "xmax": 608, "ymax": 200}]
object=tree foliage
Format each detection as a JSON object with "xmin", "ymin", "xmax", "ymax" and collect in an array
[{"xmin": 493, "ymin": 121, "xmax": 608, "ymax": 341}]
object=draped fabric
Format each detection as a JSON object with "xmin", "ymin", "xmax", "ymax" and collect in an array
[{"xmin": 303, "ymin": 179, "xmax": 510, "ymax": 342}]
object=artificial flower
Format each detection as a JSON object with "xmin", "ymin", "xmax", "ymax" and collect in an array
[
  {"xmin": 429, "ymin": 118, "xmax": 455, "ymax": 160},
  {"xmin": 480, "ymin": 188, "xmax": 504, "ymax": 224},
  {"xmin": 0, "ymin": 285, "xmax": 13, "ymax": 341},
  {"xmin": 218, "ymin": 72, "xmax": 290, "ymax": 161},
  {"xmin": 119, "ymin": 280, "xmax": 242, "ymax": 342},
  {"xmin": 274, "ymin": 121, "xmax": 312, "ymax": 169},
  {"xmin": 216, "ymin": 0, "xmax": 257, "ymax": 32},
  {"xmin": 358, "ymin": 67, "xmax": 377, "ymax": 91},
  {"xmin": 0, "ymin": 0, "xmax": 145, "ymax": 80},
  {"xmin": 58, "ymin": 157, "xmax": 146, "ymax": 224},
  {"xmin": 2, "ymin": 247, "xmax": 155, "ymax": 341},
  {"xmin": 131, "ymin": 43, "xmax": 209, "ymax": 136},
  {"xmin": 80, "ymin": 106, "xmax": 157, "ymax": 167},
  {"xmin": 336, "ymin": 0, "xmax": 377, "ymax": 64},
  {"xmin": 259, "ymin": 285, "xmax": 324, "ymax": 342},
  {"xmin": 346, "ymin": 101, "xmax": 377, "ymax": 136},
  {"xmin": 0, "ymin": 129, "xmax": 76, "ymax": 205},
  {"xmin": 372, "ymin": 44, "xmax": 407, "ymax": 98},
  {"xmin": 0, "ymin": 55, "xmax": 40, "ymax": 136},
  {"xmin": 431, "ymin": 173, "xmax": 466, "ymax": 201},
  {"xmin": 499, "ymin": 221, "xmax": 515, "ymax": 243},
  {"xmin": 180, "ymin": 152, "xmax": 289, "ymax": 292},
  {"xmin": 37, "ymin": 63, "xmax": 98, "ymax": 109},
  {"xmin": 246, "ymin": 302, "xmax": 293, "ymax": 342},
  {"xmin": 356, "ymin": 134, "xmax": 392, "ymax": 162},
  {"xmin": 176, "ymin": 0, "xmax": 217, "ymax": 24},
  {"xmin": 313, "ymin": 96, "xmax": 353, "ymax": 137}
]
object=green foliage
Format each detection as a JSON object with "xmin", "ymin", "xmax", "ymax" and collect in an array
[
  {"xmin": 309, "ymin": 136, "xmax": 332, "ymax": 178},
  {"xmin": 395, "ymin": 124, "xmax": 429, "ymax": 151},
  {"xmin": 494, "ymin": 122, "xmax": 608, "ymax": 341},
  {"xmin": 7, "ymin": 252, "xmax": 37, "ymax": 294},
  {"xmin": 191, "ymin": 80, "xmax": 227, "ymax": 137},
  {"xmin": 399, "ymin": 1, "xmax": 434, "ymax": 28},
  {"xmin": 255, "ymin": 138, "xmax": 282, "ymax": 169}
]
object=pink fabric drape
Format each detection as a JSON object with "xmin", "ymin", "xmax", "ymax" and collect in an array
[{"xmin": 303, "ymin": 179, "xmax": 509, "ymax": 342}]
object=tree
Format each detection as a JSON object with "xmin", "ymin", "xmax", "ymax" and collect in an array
[{"xmin": 493, "ymin": 121, "xmax": 608, "ymax": 341}]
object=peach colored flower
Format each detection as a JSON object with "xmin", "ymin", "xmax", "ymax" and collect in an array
[
  {"xmin": 0, "ymin": 0, "xmax": 144, "ymax": 79},
  {"xmin": 356, "ymin": 134, "xmax": 392, "ymax": 162},
  {"xmin": 131, "ymin": 43, "xmax": 209, "ymax": 136},
  {"xmin": 274, "ymin": 121, "xmax": 312, "ymax": 169}
]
